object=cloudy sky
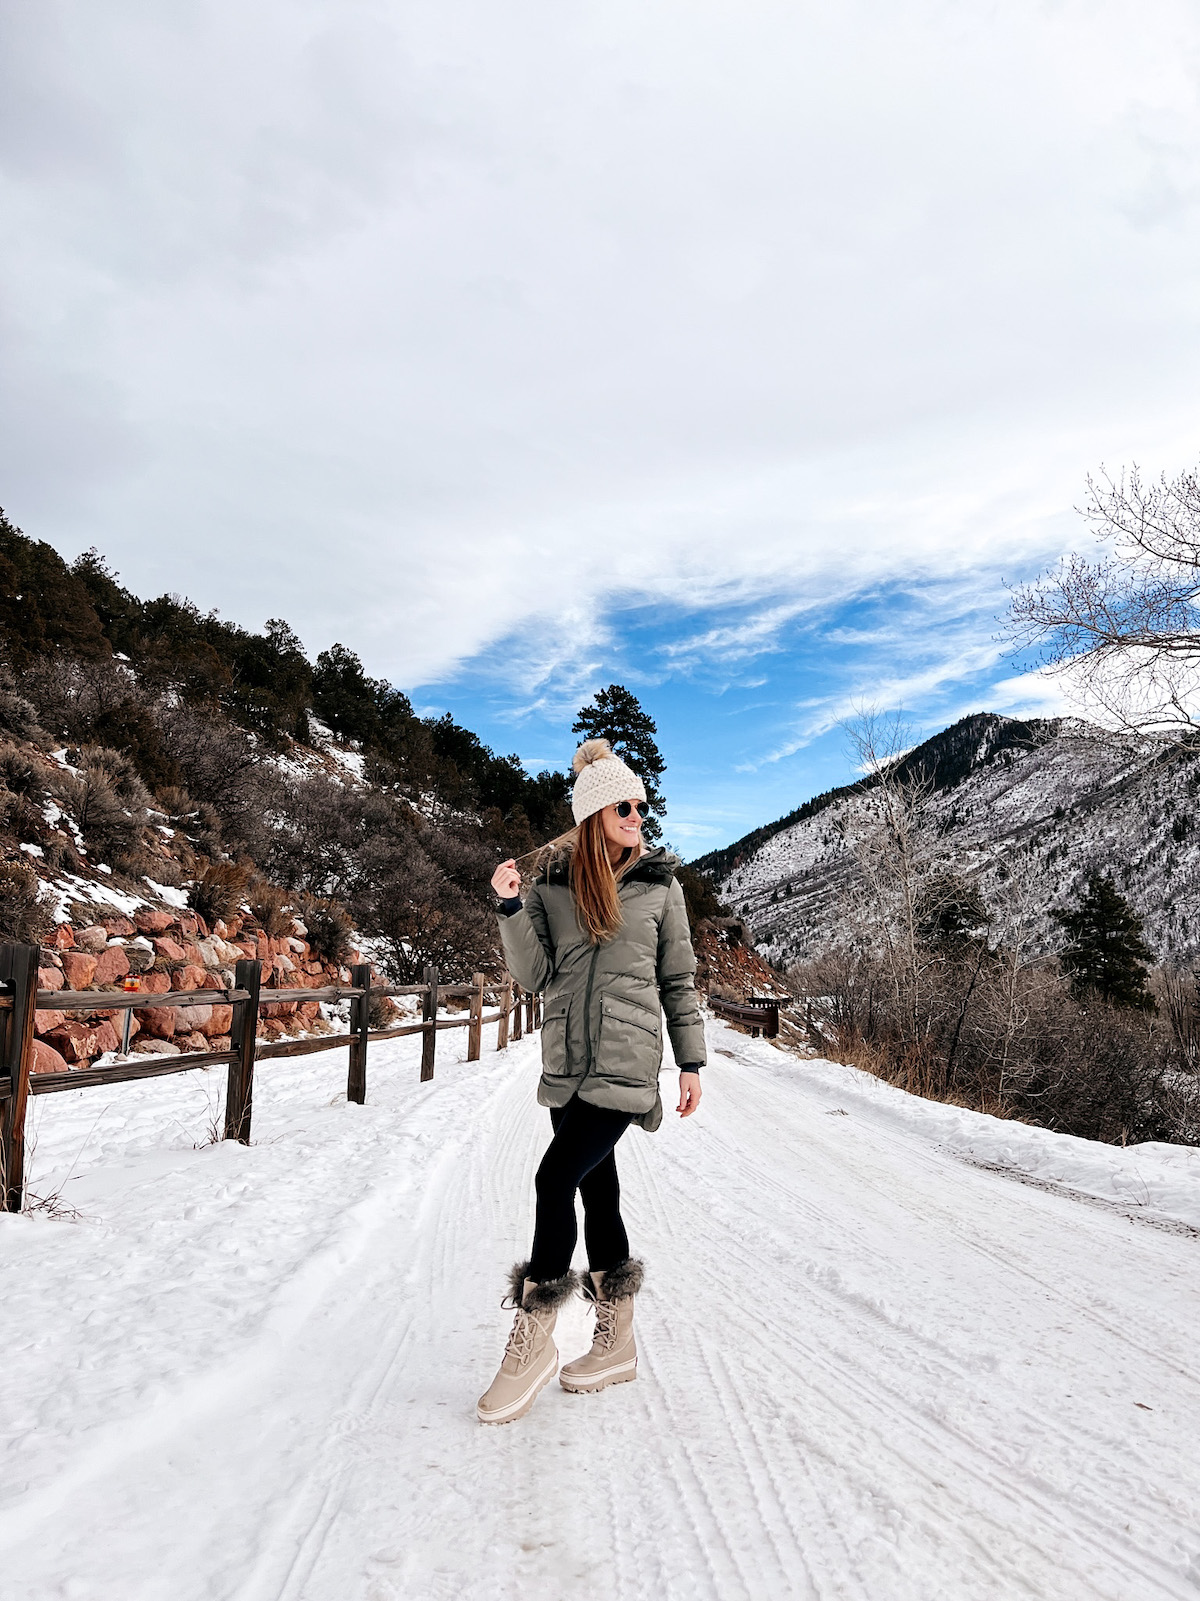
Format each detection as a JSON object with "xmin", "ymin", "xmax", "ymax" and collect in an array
[{"xmin": 4, "ymin": 1, "xmax": 1200, "ymax": 850}]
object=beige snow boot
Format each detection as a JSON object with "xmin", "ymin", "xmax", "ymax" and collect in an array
[
  {"xmin": 476, "ymin": 1264, "xmax": 577, "ymax": 1425},
  {"xmin": 559, "ymin": 1259, "xmax": 643, "ymax": 1394}
]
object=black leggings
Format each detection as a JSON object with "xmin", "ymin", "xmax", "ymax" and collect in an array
[{"xmin": 527, "ymin": 1097, "xmax": 634, "ymax": 1283}]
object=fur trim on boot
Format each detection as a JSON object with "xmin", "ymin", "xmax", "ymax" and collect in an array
[
  {"xmin": 589, "ymin": 1258, "xmax": 645, "ymax": 1301},
  {"xmin": 506, "ymin": 1261, "xmax": 580, "ymax": 1311}
]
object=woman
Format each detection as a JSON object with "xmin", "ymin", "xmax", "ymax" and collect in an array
[{"xmin": 477, "ymin": 737, "xmax": 706, "ymax": 1426}]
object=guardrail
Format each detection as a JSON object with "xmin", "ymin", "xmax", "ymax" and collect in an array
[
  {"xmin": 708, "ymin": 994, "xmax": 781, "ymax": 1039},
  {"xmin": 0, "ymin": 942, "xmax": 540, "ymax": 1212}
]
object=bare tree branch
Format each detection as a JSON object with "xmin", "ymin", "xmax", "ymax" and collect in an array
[{"xmin": 1006, "ymin": 461, "xmax": 1200, "ymax": 737}]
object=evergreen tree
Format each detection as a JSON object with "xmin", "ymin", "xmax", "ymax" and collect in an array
[
  {"xmin": 1052, "ymin": 872, "xmax": 1155, "ymax": 1010},
  {"xmin": 0, "ymin": 511, "xmax": 110, "ymax": 667},
  {"xmin": 916, "ymin": 872, "xmax": 990, "ymax": 948},
  {"xmin": 572, "ymin": 684, "xmax": 667, "ymax": 842},
  {"xmin": 677, "ymin": 862, "xmax": 727, "ymax": 935}
]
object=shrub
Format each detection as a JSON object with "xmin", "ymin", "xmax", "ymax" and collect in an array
[
  {"xmin": 0, "ymin": 667, "xmax": 44, "ymax": 745},
  {"xmin": 0, "ymin": 747, "xmax": 42, "ymax": 801},
  {"xmin": 351, "ymin": 828, "xmax": 498, "ymax": 983},
  {"xmin": 156, "ymin": 703, "xmax": 277, "ymax": 860},
  {"xmin": 155, "ymin": 786, "xmax": 198, "ymax": 820},
  {"xmin": 48, "ymin": 745, "xmax": 153, "ymax": 865},
  {"xmin": 0, "ymin": 745, "xmax": 51, "ymax": 847},
  {"xmin": 0, "ymin": 860, "xmax": 51, "ymax": 945},
  {"xmin": 261, "ymin": 774, "xmax": 369, "ymax": 898},
  {"xmin": 248, "ymin": 883, "xmax": 293, "ymax": 936},
  {"xmin": 190, "ymin": 858, "xmax": 249, "ymax": 925},
  {"xmin": 368, "ymin": 991, "xmax": 398, "ymax": 1027},
  {"xmin": 299, "ymin": 896, "xmax": 355, "ymax": 965}
]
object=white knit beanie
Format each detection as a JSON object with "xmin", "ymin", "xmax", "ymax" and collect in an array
[{"xmin": 571, "ymin": 738, "xmax": 647, "ymax": 825}]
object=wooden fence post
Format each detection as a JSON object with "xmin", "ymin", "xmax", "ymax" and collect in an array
[
  {"xmin": 525, "ymin": 988, "xmax": 535, "ymax": 1033},
  {"xmin": 347, "ymin": 961, "xmax": 371, "ymax": 1103},
  {"xmin": 420, "ymin": 964, "xmax": 439, "ymax": 1082},
  {"xmin": 467, "ymin": 971, "xmax": 485, "ymax": 1062},
  {"xmin": 225, "ymin": 957, "xmax": 262, "ymax": 1144},
  {"xmin": 512, "ymin": 983, "xmax": 523, "ymax": 1041},
  {"xmin": 497, "ymin": 977, "xmax": 511, "ymax": 1050},
  {"xmin": 1, "ymin": 943, "xmax": 38, "ymax": 1213},
  {"xmin": 533, "ymin": 991, "xmax": 542, "ymax": 1030}
]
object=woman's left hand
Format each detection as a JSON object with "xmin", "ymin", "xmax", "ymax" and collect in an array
[{"xmin": 677, "ymin": 1072, "xmax": 702, "ymax": 1118}]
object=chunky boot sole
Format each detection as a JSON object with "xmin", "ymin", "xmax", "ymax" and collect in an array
[
  {"xmin": 476, "ymin": 1350, "xmax": 558, "ymax": 1425},
  {"xmin": 559, "ymin": 1356, "xmax": 637, "ymax": 1394}
]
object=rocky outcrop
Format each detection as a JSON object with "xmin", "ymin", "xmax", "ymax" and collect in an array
[
  {"xmin": 27, "ymin": 907, "xmax": 387, "ymax": 1074},
  {"xmin": 693, "ymin": 919, "xmax": 783, "ymax": 1002}
]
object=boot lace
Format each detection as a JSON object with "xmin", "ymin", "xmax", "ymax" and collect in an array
[
  {"xmin": 504, "ymin": 1308, "xmax": 539, "ymax": 1365},
  {"xmin": 593, "ymin": 1297, "xmax": 618, "ymax": 1352}
]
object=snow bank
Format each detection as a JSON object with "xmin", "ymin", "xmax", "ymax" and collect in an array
[{"xmin": 749, "ymin": 1041, "xmax": 1200, "ymax": 1234}]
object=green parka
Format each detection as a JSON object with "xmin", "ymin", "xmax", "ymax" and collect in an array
[{"xmin": 497, "ymin": 845, "xmax": 706, "ymax": 1132}]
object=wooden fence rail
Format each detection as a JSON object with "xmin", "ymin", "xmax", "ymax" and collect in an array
[{"xmin": 0, "ymin": 943, "xmax": 537, "ymax": 1212}]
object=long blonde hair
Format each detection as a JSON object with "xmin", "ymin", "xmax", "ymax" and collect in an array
[{"xmin": 512, "ymin": 813, "xmax": 640, "ymax": 944}]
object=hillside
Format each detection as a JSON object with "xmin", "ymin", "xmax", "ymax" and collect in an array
[
  {"xmin": 694, "ymin": 711, "xmax": 1051, "ymax": 885},
  {"xmin": 696, "ymin": 712, "xmax": 1200, "ymax": 968},
  {"xmin": 1, "ymin": 507, "xmax": 581, "ymax": 1076}
]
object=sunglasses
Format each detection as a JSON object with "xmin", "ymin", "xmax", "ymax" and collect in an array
[{"xmin": 614, "ymin": 800, "xmax": 651, "ymax": 819}]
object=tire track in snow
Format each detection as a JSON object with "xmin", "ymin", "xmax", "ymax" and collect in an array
[
  {"xmin": 7, "ymin": 1024, "xmax": 1200, "ymax": 1599},
  {"xmin": 641, "ymin": 1045, "xmax": 1199, "ymax": 1599},
  {"xmin": 248, "ymin": 1027, "xmax": 1200, "ymax": 1601},
  {"xmin": 231, "ymin": 1043, "xmax": 530, "ymax": 1601},
  {"xmin": 625, "ymin": 1128, "xmax": 859, "ymax": 1600},
  {"xmin": 285, "ymin": 1046, "xmax": 588, "ymax": 1601},
  {"xmin": 704, "ymin": 1043, "xmax": 1200, "ymax": 1418},
  {"xmin": 687, "ymin": 1194, "xmax": 1187, "ymax": 1595}
]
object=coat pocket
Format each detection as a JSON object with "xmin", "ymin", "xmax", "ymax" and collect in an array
[
  {"xmin": 597, "ymin": 993, "xmax": 662, "ymax": 1087},
  {"xmin": 540, "ymin": 995, "xmax": 572, "ymax": 1076}
]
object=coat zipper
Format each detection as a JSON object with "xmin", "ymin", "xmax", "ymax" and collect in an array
[{"xmin": 582, "ymin": 941, "xmax": 602, "ymax": 1078}]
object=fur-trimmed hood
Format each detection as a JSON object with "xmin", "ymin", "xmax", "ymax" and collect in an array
[{"xmin": 536, "ymin": 842, "xmax": 681, "ymax": 889}]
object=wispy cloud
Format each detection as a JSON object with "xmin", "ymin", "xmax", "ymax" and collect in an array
[
  {"xmin": 739, "ymin": 611, "xmax": 1009, "ymax": 770},
  {"xmin": 959, "ymin": 667, "xmax": 1076, "ymax": 722},
  {"xmin": 656, "ymin": 599, "xmax": 819, "ymax": 670}
]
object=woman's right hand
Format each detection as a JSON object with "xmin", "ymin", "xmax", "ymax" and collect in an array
[{"xmin": 491, "ymin": 859, "xmax": 521, "ymax": 899}]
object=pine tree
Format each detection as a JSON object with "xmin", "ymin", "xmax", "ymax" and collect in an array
[
  {"xmin": 572, "ymin": 684, "xmax": 667, "ymax": 842},
  {"xmin": 1052, "ymin": 872, "xmax": 1155, "ymax": 1010}
]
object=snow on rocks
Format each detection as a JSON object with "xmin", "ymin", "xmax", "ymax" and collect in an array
[
  {"xmin": 2, "ymin": 1021, "xmax": 1199, "ymax": 1599},
  {"xmin": 39, "ymin": 871, "xmax": 147, "ymax": 926},
  {"xmin": 142, "ymin": 876, "xmax": 190, "ymax": 908}
]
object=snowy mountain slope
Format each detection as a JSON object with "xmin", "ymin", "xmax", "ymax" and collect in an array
[
  {"xmin": 700, "ymin": 713, "xmax": 1200, "ymax": 967},
  {"xmin": 4, "ymin": 1025, "xmax": 1200, "ymax": 1599}
]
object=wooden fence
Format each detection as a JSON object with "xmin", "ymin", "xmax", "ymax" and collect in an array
[{"xmin": 0, "ymin": 942, "xmax": 541, "ymax": 1212}]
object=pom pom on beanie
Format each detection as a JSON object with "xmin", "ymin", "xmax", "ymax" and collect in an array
[
  {"xmin": 570, "ymin": 738, "xmax": 647, "ymax": 824},
  {"xmin": 572, "ymin": 737, "xmax": 614, "ymax": 775}
]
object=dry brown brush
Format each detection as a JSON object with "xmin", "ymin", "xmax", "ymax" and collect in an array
[{"xmin": 789, "ymin": 716, "xmax": 1200, "ymax": 1145}]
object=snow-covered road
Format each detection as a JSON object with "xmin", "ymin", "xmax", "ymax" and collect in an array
[{"xmin": 4, "ymin": 1021, "xmax": 1200, "ymax": 1600}]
